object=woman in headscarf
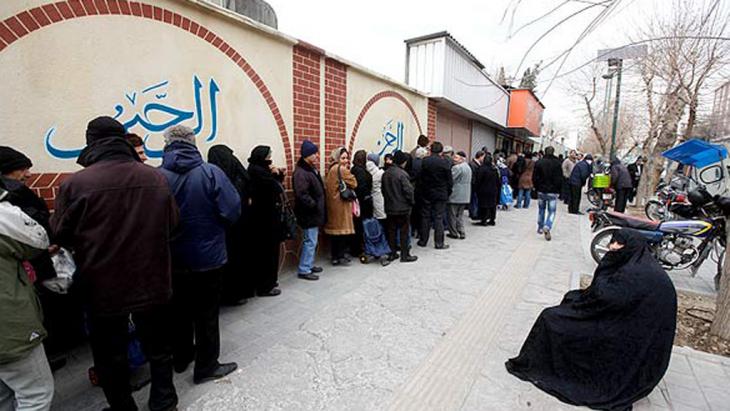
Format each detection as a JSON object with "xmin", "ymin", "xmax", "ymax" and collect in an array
[
  {"xmin": 324, "ymin": 147, "xmax": 357, "ymax": 265},
  {"xmin": 350, "ymin": 150, "xmax": 373, "ymax": 262},
  {"xmin": 366, "ymin": 153, "xmax": 386, "ymax": 223},
  {"xmin": 506, "ymin": 228, "xmax": 677, "ymax": 411},
  {"xmin": 247, "ymin": 145, "xmax": 285, "ymax": 297},
  {"xmin": 208, "ymin": 145, "xmax": 252, "ymax": 304}
]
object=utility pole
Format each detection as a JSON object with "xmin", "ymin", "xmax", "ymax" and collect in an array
[{"xmin": 608, "ymin": 58, "xmax": 623, "ymax": 159}]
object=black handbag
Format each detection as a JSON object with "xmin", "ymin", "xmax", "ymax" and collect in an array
[
  {"xmin": 337, "ymin": 165, "xmax": 357, "ymax": 202},
  {"xmin": 277, "ymin": 184, "xmax": 298, "ymax": 241}
]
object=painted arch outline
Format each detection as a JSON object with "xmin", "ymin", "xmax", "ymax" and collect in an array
[{"xmin": 348, "ymin": 90, "xmax": 424, "ymax": 154}]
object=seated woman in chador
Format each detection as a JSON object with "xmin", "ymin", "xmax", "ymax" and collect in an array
[{"xmin": 506, "ymin": 228, "xmax": 677, "ymax": 411}]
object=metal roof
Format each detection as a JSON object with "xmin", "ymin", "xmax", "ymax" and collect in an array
[{"xmin": 404, "ymin": 31, "xmax": 485, "ymax": 70}]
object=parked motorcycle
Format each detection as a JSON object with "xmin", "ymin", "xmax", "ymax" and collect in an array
[
  {"xmin": 645, "ymin": 177, "xmax": 692, "ymax": 221},
  {"xmin": 590, "ymin": 188, "xmax": 726, "ymax": 290},
  {"xmin": 587, "ymin": 173, "xmax": 614, "ymax": 210}
]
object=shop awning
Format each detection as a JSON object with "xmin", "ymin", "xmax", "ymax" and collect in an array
[{"xmin": 662, "ymin": 139, "xmax": 728, "ymax": 168}]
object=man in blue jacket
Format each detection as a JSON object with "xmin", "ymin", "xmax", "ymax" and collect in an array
[
  {"xmin": 568, "ymin": 154, "xmax": 593, "ymax": 215},
  {"xmin": 159, "ymin": 125, "xmax": 241, "ymax": 385}
]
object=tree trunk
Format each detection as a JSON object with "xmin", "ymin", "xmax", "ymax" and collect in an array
[
  {"xmin": 636, "ymin": 94, "xmax": 686, "ymax": 205},
  {"xmin": 684, "ymin": 97, "xmax": 699, "ymax": 141},
  {"xmin": 711, "ymin": 226, "xmax": 730, "ymax": 339}
]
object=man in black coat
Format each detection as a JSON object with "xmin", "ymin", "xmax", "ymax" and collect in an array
[
  {"xmin": 473, "ymin": 153, "xmax": 501, "ymax": 226},
  {"xmin": 568, "ymin": 154, "xmax": 593, "ymax": 215},
  {"xmin": 382, "ymin": 151, "xmax": 418, "ymax": 263},
  {"xmin": 416, "ymin": 141, "xmax": 453, "ymax": 249},
  {"xmin": 532, "ymin": 146, "xmax": 564, "ymax": 241},
  {"xmin": 610, "ymin": 157, "xmax": 634, "ymax": 213},
  {"xmin": 468, "ymin": 151, "xmax": 486, "ymax": 219},
  {"xmin": 292, "ymin": 140, "xmax": 326, "ymax": 281},
  {"xmin": 627, "ymin": 156, "xmax": 644, "ymax": 203}
]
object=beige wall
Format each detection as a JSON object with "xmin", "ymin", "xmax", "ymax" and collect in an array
[
  {"xmin": 346, "ymin": 69, "xmax": 428, "ymax": 158},
  {"xmin": 0, "ymin": 0, "xmax": 295, "ymax": 171}
]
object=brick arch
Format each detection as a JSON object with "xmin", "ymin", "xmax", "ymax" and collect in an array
[
  {"xmin": 0, "ymin": 0, "xmax": 294, "ymax": 172},
  {"xmin": 347, "ymin": 90, "xmax": 424, "ymax": 154}
]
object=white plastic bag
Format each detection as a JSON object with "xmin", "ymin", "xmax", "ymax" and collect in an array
[{"xmin": 43, "ymin": 248, "xmax": 75, "ymax": 294}]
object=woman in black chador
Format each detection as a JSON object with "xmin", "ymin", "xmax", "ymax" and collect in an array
[{"xmin": 506, "ymin": 228, "xmax": 677, "ymax": 411}]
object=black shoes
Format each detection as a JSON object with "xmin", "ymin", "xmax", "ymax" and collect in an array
[
  {"xmin": 193, "ymin": 362, "xmax": 238, "ymax": 385},
  {"xmin": 257, "ymin": 288, "xmax": 282, "ymax": 297},
  {"xmin": 311, "ymin": 266, "xmax": 323, "ymax": 273},
  {"xmin": 416, "ymin": 241, "xmax": 428, "ymax": 247},
  {"xmin": 298, "ymin": 273, "xmax": 319, "ymax": 281},
  {"xmin": 544, "ymin": 229, "xmax": 552, "ymax": 241},
  {"xmin": 400, "ymin": 254, "xmax": 418, "ymax": 263},
  {"xmin": 435, "ymin": 244, "xmax": 450, "ymax": 250},
  {"xmin": 174, "ymin": 358, "xmax": 192, "ymax": 374},
  {"xmin": 332, "ymin": 258, "xmax": 351, "ymax": 266},
  {"xmin": 446, "ymin": 233, "xmax": 460, "ymax": 239}
]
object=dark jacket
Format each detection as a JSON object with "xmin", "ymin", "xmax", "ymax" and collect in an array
[
  {"xmin": 52, "ymin": 159, "xmax": 179, "ymax": 316},
  {"xmin": 533, "ymin": 154, "xmax": 564, "ymax": 194},
  {"xmin": 292, "ymin": 158, "xmax": 326, "ymax": 229},
  {"xmin": 474, "ymin": 162, "xmax": 501, "ymax": 207},
  {"xmin": 351, "ymin": 164, "xmax": 374, "ymax": 219},
  {"xmin": 248, "ymin": 163, "xmax": 285, "ymax": 241},
  {"xmin": 569, "ymin": 160, "xmax": 592, "ymax": 186},
  {"xmin": 627, "ymin": 163, "xmax": 643, "ymax": 188},
  {"xmin": 160, "ymin": 142, "xmax": 241, "ymax": 272},
  {"xmin": 382, "ymin": 165, "xmax": 415, "ymax": 216},
  {"xmin": 419, "ymin": 155, "xmax": 453, "ymax": 202},
  {"xmin": 611, "ymin": 161, "xmax": 634, "ymax": 190}
]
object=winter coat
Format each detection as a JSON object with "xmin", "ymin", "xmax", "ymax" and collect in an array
[
  {"xmin": 449, "ymin": 162, "xmax": 472, "ymax": 204},
  {"xmin": 292, "ymin": 159, "xmax": 326, "ymax": 229},
  {"xmin": 160, "ymin": 142, "xmax": 241, "ymax": 272},
  {"xmin": 324, "ymin": 164, "xmax": 358, "ymax": 235},
  {"xmin": 351, "ymin": 164, "xmax": 374, "ymax": 219},
  {"xmin": 52, "ymin": 159, "xmax": 179, "ymax": 317},
  {"xmin": 518, "ymin": 159, "xmax": 535, "ymax": 190},
  {"xmin": 0, "ymin": 194, "xmax": 48, "ymax": 365},
  {"xmin": 569, "ymin": 160, "xmax": 592, "ymax": 187},
  {"xmin": 366, "ymin": 161, "xmax": 386, "ymax": 220},
  {"xmin": 627, "ymin": 163, "xmax": 643, "ymax": 188},
  {"xmin": 382, "ymin": 165, "xmax": 415, "ymax": 216},
  {"xmin": 533, "ymin": 154, "xmax": 564, "ymax": 194},
  {"xmin": 562, "ymin": 158, "xmax": 576, "ymax": 179},
  {"xmin": 248, "ymin": 163, "xmax": 286, "ymax": 241},
  {"xmin": 474, "ymin": 162, "xmax": 501, "ymax": 207},
  {"xmin": 419, "ymin": 155, "xmax": 453, "ymax": 202},
  {"xmin": 611, "ymin": 161, "xmax": 634, "ymax": 190}
]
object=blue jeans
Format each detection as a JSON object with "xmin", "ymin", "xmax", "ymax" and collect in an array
[
  {"xmin": 537, "ymin": 192, "xmax": 558, "ymax": 231},
  {"xmin": 516, "ymin": 189, "xmax": 531, "ymax": 208},
  {"xmin": 298, "ymin": 227, "xmax": 319, "ymax": 274}
]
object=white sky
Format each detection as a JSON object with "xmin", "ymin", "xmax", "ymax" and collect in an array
[{"xmin": 265, "ymin": 0, "xmax": 700, "ymax": 148}]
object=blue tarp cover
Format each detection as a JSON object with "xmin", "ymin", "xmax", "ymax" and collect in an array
[{"xmin": 662, "ymin": 139, "xmax": 728, "ymax": 168}]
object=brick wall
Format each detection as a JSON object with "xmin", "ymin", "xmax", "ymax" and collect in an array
[
  {"xmin": 428, "ymin": 99, "xmax": 438, "ymax": 141},
  {"xmin": 26, "ymin": 172, "xmax": 72, "ymax": 211},
  {"xmin": 324, "ymin": 58, "xmax": 347, "ymax": 158},
  {"xmin": 292, "ymin": 44, "xmax": 322, "ymax": 167}
]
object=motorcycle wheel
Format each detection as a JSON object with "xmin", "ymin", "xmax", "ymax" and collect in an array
[
  {"xmin": 645, "ymin": 200, "xmax": 665, "ymax": 221},
  {"xmin": 587, "ymin": 189, "xmax": 601, "ymax": 207},
  {"xmin": 590, "ymin": 226, "xmax": 622, "ymax": 264}
]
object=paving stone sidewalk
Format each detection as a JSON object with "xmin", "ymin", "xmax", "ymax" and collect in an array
[{"xmin": 53, "ymin": 204, "xmax": 730, "ymax": 410}]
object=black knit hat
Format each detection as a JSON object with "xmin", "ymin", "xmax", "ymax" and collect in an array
[
  {"xmin": 0, "ymin": 146, "xmax": 32, "ymax": 174},
  {"xmin": 393, "ymin": 150, "xmax": 408, "ymax": 166},
  {"xmin": 86, "ymin": 116, "xmax": 126, "ymax": 144}
]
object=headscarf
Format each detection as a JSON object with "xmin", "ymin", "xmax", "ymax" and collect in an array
[
  {"xmin": 0, "ymin": 147, "xmax": 32, "ymax": 174},
  {"xmin": 595, "ymin": 228, "xmax": 653, "ymax": 277},
  {"xmin": 248, "ymin": 145, "xmax": 272, "ymax": 168},
  {"xmin": 352, "ymin": 150, "xmax": 367, "ymax": 168},
  {"xmin": 330, "ymin": 146, "xmax": 347, "ymax": 166},
  {"xmin": 367, "ymin": 153, "xmax": 380, "ymax": 167},
  {"xmin": 208, "ymin": 145, "xmax": 250, "ymax": 195}
]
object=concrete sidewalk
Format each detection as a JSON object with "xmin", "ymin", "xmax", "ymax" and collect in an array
[{"xmin": 52, "ymin": 205, "xmax": 730, "ymax": 410}]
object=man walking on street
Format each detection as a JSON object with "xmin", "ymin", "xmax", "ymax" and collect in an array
[
  {"xmin": 568, "ymin": 154, "xmax": 593, "ymax": 215},
  {"xmin": 52, "ymin": 116, "xmax": 179, "ymax": 411},
  {"xmin": 382, "ymin": 151, "xmax": 418, "ymax": 263},
  {"xmin": 417, "ymin": 141, "xmax": 453, "ymax": 249},
  {"xmin": 533, "ymin": 146, "xmax": 564, "ymax": 241},
  {"xmin": 610, "ymin": 156, "xmax": 633, "ymax": 213},
  {"xmin": 159, "ymin": 125, "xmax": 242, "ymax": 385},
  {"xmin": 293, "ymin": 140, "xmax": 326, "ymax": 281},
  {"xmin": 447, "ymin": 151, "xmax": 472, "ymax": 240}
]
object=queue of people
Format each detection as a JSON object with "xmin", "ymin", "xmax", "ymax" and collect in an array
[{"xmin": 0, "ymin": 115, "xmax": 651, "ymax": 411}]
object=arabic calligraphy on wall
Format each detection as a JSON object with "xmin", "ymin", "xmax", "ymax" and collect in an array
[
  {"xmin": 44, "ymin": 75, "xmax": 221, "ymax": 160},
  {"xmin": 376, "ymin": 120, "xmax": 405, "ymax": 156}
]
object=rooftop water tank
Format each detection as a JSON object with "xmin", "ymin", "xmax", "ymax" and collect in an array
[{"xmin": 208, "ymin": 0, "xmax": 278, "ymax": 29}]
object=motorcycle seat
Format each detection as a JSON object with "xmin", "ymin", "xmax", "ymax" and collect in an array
[{"xmin": 606, "ymin": 211, "xmax": 660, "ymax": 231}]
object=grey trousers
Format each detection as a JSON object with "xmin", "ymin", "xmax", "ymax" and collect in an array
[
  {"xmin": 0, "ymin": 345, "xmax": 54, "ymax": 411},
  {"xmin": 447, "ymin": 203, "xmax": 467, "ymax": 237}
]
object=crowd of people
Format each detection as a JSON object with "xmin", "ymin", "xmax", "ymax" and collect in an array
[{"xmin": 0, "ymin": 114, "xmax": 652, "ymax": 410}]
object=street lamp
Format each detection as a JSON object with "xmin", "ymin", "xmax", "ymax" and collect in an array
[{"xmin": 602, "ymin": 58, "xmax": 623, "ymax": 159}]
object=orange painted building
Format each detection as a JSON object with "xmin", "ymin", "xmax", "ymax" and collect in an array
[{"xmin": 507, "ymin": 89, "xmax": 544, "ymax": 137}]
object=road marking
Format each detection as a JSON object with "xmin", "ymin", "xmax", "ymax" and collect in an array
[{"xmin": 387, "ymin": 224, "xmax": 545, "ymax": 411}]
